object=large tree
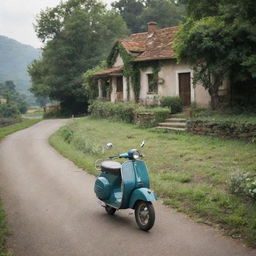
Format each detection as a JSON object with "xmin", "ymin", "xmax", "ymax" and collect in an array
[
  {"xmin": 175, "ymin": 0, "xmax": 256, "ymax": 109},
  {"xmin": 112, "ymin": 0, "xmax": 185, "ymax": 33},
  {"xmin": 29, "ymin": 0, "xmax": 128, "ymax": 114}
]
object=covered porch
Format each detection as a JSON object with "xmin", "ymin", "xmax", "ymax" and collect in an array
[{"xmin": 93, "ymin": 66, "xmax": 135, "ymax": 102}]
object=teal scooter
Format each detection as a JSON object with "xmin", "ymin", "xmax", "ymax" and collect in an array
[{"xmin": 94, "ymin": 142, "xmax": 157, "ymax": 231}]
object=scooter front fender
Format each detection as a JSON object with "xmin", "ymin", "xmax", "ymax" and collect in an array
[{"xmin": 129, "ymin": 188, "xmax": 157, "ymax": 209}]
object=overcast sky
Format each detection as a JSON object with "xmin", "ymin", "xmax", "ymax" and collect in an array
[{"xmin": 0, "ymin": 0, "xmax": 112, "ymax": 49}]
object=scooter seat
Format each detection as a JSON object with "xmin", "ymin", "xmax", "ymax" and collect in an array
[{"xmin": 101, "ymin": 161, "xmax": 121, "ymax": 175}]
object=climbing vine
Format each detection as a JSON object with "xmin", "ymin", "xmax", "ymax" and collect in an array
[{"xmin": 107, "ymin": 42, "xmax": 163, "ymax": 102}]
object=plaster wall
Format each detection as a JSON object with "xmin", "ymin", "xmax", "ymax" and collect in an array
[
  {"xmin": 139, "ymin": 61, "xmax": 211, "ymax": 107},
  {"xmin": 113, "ymin": 54, "xmax": 124, "ymax": 67}
]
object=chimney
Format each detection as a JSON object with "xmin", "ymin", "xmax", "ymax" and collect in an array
[{"xmin": 147, "ymin": 21, "xmax": 157, "ymax": 33}]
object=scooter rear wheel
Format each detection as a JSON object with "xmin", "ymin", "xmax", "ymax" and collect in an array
[
  {"xmin": 105, "ymin": 205, "xmax": 116, "ymax": 215},
  {"xmin": 135, "ymin": 201, "xmax": 155, "ymax": 231}
]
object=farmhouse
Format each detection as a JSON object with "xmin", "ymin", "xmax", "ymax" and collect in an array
[{"xmin": 93, "ymin": 22, "xmax": 229, "ymax": 108}]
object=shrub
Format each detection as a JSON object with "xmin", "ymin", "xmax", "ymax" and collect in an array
[
  {"xmin": 160, "ymin": 96, "xmax": 183, "ymax": 114},
  {"xmin": 89, "ymin": 100, "xmax": 138, "ymax": 123},
  {"xmin": 229, "ymin": 171, "xmax": 256, "ymax": 200},
  {"xmin": 89, "ymin": 100, "xmax": 170, "ymax": 126},
  {"xmin": 0, "ymin": 103, "xmax": 20, "ymax": 118}
]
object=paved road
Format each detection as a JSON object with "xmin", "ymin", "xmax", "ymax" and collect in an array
[{"xmin": 0, "ymin": 120, "xmax": 255, "ymax": 256}]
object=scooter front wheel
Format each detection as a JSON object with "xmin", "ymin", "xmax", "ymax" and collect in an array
[
  {"xmin": 135, "ymin": 201, "xmax": 155, "ymax": 231},
  {"xmin": 105, "ymin": 205, "xmax": 116, "ymax": 215}
]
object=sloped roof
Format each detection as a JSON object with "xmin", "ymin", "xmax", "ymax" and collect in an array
[
  {"xmin": 93, "ymin": 66, "xmax": 123, "ymax": 77},
  {"xmin": 135, "ymin": 26, "xmax": 179, "ymax": 61},
  {"xmin": 121, "ymin": 26, "xmax": 179, "ymax": 61},
  {"xmin": 93, "ymin": 25, "xmax": 179, "ymax": 78}
]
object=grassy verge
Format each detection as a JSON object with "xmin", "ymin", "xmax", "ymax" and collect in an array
[
  {"xmin": 50, "ymin": 117, "xmax": 256, "ymax": 247},
  {"xmin": 0, "ymin": 118, "xmax": 41, "ymax": 256},
  {"xmin": 0, "ymin": 119, "xmax": 41, "ymax": 141},
  {"xmin": 192, "ymin": 110, "xmax": 256, "ymax": 124}
]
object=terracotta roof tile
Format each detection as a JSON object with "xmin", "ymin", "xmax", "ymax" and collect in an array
[
  {"xmin": 120, "ymin": 26, "xmax": 179, "ymax": 62},
  {"xmin": 94, "ymin": 66, "xmax": 123, "ymax": 77},
  {"xmin": 120, "ymin": 40, "xmax": 145, "ymax": 52}
]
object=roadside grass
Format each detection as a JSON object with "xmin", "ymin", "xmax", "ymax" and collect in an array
[
  {"xmin": 0, "ymin": 118, "xmax": 41, "ymax": 256},
  {"xmin": 0, "ymin": 119, "xmax": 41, "ymax": 141},
  {"xmin": 50, "ymin": 117, "xmax": 256, "ymax": 247},
  {"xmin": 192, "ymin": 110, "xmax": 256, "ymax": 124}
]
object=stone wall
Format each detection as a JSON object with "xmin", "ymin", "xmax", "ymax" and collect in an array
[
  {"xmin": 187, "ymin": 120, "xmax": 256, "ymax": 143},
  {"xmin": 134, "ymin": 112, "xmax": 155, "ymax": 126}
]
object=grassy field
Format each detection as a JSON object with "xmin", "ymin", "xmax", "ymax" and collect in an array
[
  {"xmin": 50, "ymin": 117, "xmax": 256, "ymax": 247},
  {"xmin": 0, "ymin": 119, "xmax": 41, "ymax": 141},
  {"xmin": 0, "ymin": 118, "xmax": 41, "ymax": 256}
]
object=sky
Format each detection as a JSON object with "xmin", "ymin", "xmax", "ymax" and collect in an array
[{"xmin": 0, "ymin": 0, "xmax": 112, "ymax": 49}]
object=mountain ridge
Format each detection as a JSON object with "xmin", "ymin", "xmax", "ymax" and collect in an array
[{"xmin": 0, "ymin": 35, "xmax": 41, "ymax": 95}]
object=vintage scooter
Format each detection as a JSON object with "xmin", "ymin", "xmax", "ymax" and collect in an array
[{"xmin": 94, "ymin": 142, "xmax": 157, "ymax": 231}]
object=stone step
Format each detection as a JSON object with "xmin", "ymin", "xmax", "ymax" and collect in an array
[
  {"xmin": 158, "ymin": 122, "xmax": 187, "ymax": 128},
  {"xmin": 155, "ymin": 126, "xmax": 186, "ymax": 131},
  {"xmin": 170, "ymin": 113, "xmax": 187, "ymax": 118},
  {"xmin": 165, "ymin": 118, "xmax": 187, "ymax": 123}
]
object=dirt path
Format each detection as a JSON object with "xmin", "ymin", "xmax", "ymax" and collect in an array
[{"xmin": 0, "ymin": 120, "xmax": 255, "ymax": 256}]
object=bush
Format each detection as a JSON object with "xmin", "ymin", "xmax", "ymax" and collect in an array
[
  {"xmin": 160, "ymin": 96, "xmax": 183, "ymax": 114},
  {"xmin": 89, "ymin": 100, "xmax": 138, "ymax": 123},
  {"xmin": 0, "ymin": 103, "xmax": 20, "ymax": 118},
  {"xmin": 229, "ymin": 171, "xmax": 256, "ymax": 201}
]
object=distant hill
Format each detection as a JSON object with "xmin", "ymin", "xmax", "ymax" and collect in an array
[{"xmin": 0, "ymin": 35, "xmax": 41, "ymax": 95}]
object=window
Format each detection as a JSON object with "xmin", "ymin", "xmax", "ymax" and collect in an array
[{"xmin": 147, "ymin": 74, "xmax": 158, "ymax": 93}]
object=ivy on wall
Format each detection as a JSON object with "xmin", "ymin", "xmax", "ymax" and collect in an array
[{"xmin": 107, "ymin": 42, "xmax": 163, "ymax": 102}]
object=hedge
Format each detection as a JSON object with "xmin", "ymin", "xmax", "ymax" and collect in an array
[{"xmin": 89, "ymin": 100, "xmax": 170, "ymax": 127}]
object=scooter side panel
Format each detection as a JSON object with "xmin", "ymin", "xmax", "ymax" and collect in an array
[
  {"xmin": 129, "ymin": 188, "xmax": 157, "ymax": 209},
  {"xmin": 120, "ymin": 161, "xmax": 136, "ymax": 208},
  {"xmin": 134, "ymin": 160, "xmax": 150, "ymax": 188}
]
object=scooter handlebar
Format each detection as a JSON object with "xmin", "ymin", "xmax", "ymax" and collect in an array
[{"xmin": 109, "ymin": 155, "xmax": 120, "ymax": 159}]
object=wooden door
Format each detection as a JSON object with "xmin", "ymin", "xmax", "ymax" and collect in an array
[
  {"xmin": 116, "ymin": 76, "xmax": 123, "ymax": 101},
  {"xmin": 178, "ymin": 73, "xmax": 191, "ymax": 106}
]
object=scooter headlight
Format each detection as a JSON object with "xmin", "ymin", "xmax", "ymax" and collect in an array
[
  {"xmin": 128, "ymin": 149, "xmax": 140, "ymax": 160},
  {"xmin": 133, "ymin": 150, "xmax": 140, "ymax": 160}
]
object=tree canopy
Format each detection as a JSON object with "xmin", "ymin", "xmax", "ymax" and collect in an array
[
  {"xmin": 29, "ymin": 0, "xmax": 129, "ymax": 114},
  {"xmin": 111, "ymin": 0, "xmax": 185, "ymax": 33},
  {"xmin": 175, "ymin": 0, "xmax": 256, "ymax": 109},
  {"xmin": 0, "ymin": 81, "xmax": 28, "ymax": 114}
]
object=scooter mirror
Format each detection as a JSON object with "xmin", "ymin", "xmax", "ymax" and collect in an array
[
  {"xmin": 140, "ymin": 140, "xmax": 145, "ymax": 148},
  {"xmin": 106, "ymin": 143, "xmax": 113, "ymax": 150}
]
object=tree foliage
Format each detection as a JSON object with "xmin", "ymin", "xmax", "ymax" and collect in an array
[
  {"xmin": 29, "ymin": 0, "xmax": 128, "ymax": 114},
  {"xmin": 111, "ymin": 0, "xmax": 185, "ymax": 33},
  {"xmin": 0, "ymin": 81, "xmax": 28, "ymax": 115},
  {"xmin": 175, "ymin": 0, "xmax": 256, "ymax": 109},
  {"xmin": 82, "ymin": 61, "xmax": 107, "ymax": 101}
]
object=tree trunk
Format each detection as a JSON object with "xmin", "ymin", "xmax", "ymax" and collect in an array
[{"xmin": 210, "ymin": 92, "xmax": 219, "ymax": 110}]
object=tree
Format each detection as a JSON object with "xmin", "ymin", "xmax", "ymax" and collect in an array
[
  {"xmin": 0, "ymin": 81, "xmax": 28, "ymax": 114},
  {"xmin": 112, "ymin": 0, "xmax": 185, "ymax": 33},
  {"xmin": 175, "ymin": 0, "xmax": 256, "ymax": 109},
  {"xmin": 139, "ymin": 0, "xmax": 185, "ymax": 31},
  {"xmin": 175, "ymin": 17, "xmax": 233, "ymax": 109},
  {"xmin": 111, "ymin": 0, "xmax": 145, "ymax": 33},
  {"xmin": 29, "ymin": 0, "xmax": 129, "ymax": 114}
]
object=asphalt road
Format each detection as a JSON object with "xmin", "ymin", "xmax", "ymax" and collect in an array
[{"xmin": 0, "ymin": 120, "xmax": 255, "ymax": 256}]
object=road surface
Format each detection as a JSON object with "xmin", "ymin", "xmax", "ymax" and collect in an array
[{"xmin": 0, "ymin": 120, "xmax": 255, "ymax": 256}]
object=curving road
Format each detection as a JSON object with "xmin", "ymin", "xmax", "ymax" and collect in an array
[{"xmin": 0, "ymin": 120, "xmax": 255, "ymax": 256}]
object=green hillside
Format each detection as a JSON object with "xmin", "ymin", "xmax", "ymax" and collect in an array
[{"xmin": 0, "ymin": 35, "xmax": 40, "ymax": 95}]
